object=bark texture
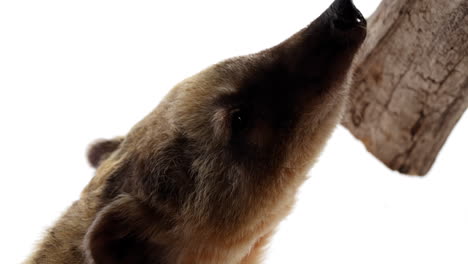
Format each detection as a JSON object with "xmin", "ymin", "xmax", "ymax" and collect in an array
[{"xmin": 342, "ymin": 0, "xmax": 468, "ymax": 175}]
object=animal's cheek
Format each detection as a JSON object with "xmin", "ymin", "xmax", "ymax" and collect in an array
[{"xmin": 246, "ymin": 121, "xmax": 274, "ymax": 149}]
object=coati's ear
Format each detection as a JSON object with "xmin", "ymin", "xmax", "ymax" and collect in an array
[
  {"xmin": 87, "ymin": 137, "xmax": 124, "ymax": 168},
  {"xmin": 83, "ymin": 195, "xmax": 166, "ymax": 264}
]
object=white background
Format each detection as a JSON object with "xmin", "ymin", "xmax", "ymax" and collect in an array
[{"xmin": 1, "ymin": 0, "xmax": 467, "ymax": 263}]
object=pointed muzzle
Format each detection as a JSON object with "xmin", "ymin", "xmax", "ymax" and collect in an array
[{"xmin": 272, "ymin": 0, "xmax": 367, "ymax": 83}]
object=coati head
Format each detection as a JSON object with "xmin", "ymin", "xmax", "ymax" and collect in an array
[
  {"xmin": 91, "ymin": 0, "xmax": 366, "ymax": 228},
  {"xmin": 85, "ymin": 0, "xmax": 366, "ymax": 262}
]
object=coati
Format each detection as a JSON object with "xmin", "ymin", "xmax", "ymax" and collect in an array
[{"xmin": 25, "ymin": 0, "xmax": 366, "ymax": 263}]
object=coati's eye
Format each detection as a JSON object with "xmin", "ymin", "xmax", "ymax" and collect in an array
[{"xmin": 231, "ymin": 109, "xmax": 248, "ymax": 134}]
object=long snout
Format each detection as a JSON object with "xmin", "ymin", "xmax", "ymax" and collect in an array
[
  {"xmin": 328, "ymin": 0, "xmax": 367, "ymax": 31},
  {"xmin": 305, "ymin": 0, "xmax": 367, "ymax": 49},
  {"xmin": 271, "ymin": 0, "xmax": 367, "ymax": 82}
]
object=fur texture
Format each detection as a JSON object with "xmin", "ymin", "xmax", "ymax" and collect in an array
[{"xmin": 25, "ymin": 1, "xmax": 366, "ymax": 263}]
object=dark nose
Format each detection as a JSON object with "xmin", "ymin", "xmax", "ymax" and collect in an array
[
  {"xmin": 264, "ymin": 0, "xmax": 367, "ymax": 83},
  {"xmin": 329, "ymin": 0, "xmax": 366, "ymax": 31}
]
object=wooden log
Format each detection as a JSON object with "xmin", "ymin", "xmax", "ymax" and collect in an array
[{"xmin": 342, "ymin": 0, "xmax": 468, "ymax": 176}]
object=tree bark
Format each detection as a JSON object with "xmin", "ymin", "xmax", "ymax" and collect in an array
[{"xmin": 342, "ymin": 0, "xmax": 468, "ymax": 176}]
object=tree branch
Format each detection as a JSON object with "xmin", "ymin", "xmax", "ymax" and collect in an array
[{"xmin": 342, "ymin": 0, "xmax": 468, "ymax": 175}]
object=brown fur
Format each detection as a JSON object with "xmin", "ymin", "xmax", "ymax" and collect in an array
[
  {"xmin": 87, "ymin": 137, "xmax": 124, "ymax": 168},
  {"xmin": 25, "ymin": 1, "xmax": 366, "ymax": 263}
]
